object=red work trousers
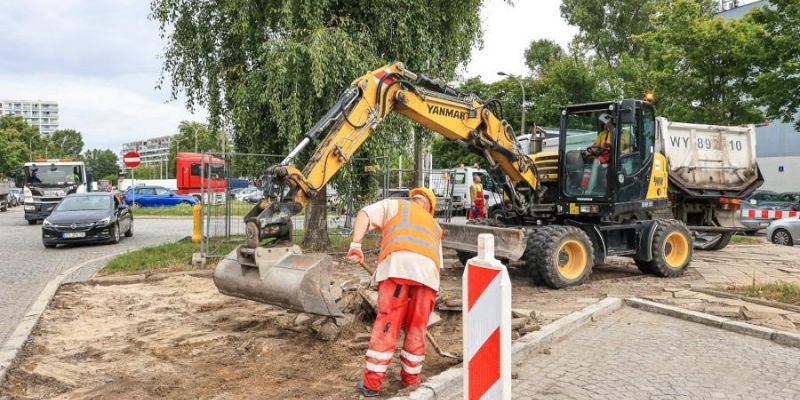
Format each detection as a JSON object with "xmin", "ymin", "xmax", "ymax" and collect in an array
[
  {"xmin": 468, "ymin": 198, "xmax": 485, "ymax": 220},
  {"xmin": 363, "ymin": 277, "xmax": 437, "ymax": 391}
]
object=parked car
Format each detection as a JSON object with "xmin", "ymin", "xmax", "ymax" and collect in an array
[
  {"xmin": 741, "ymin": 190, "xmax": 783, "ymax": 235},
  {"xmin": 235, "ymin": 187, "xmax": 262, "ymax": 202},
  {"xmin": 8, "ymin": 188, "xmax": 21, "ymax": 207},
  {"xmin": 42, "ymin": 193, "xmax": 133, "ymax": 247},
  {"xmin": 766, "ymin": 218, "xmax": 800, "ymax": 246},
  {"xmin": 124, "ymin": 186, "xmax": 197, "ymax": 208}
]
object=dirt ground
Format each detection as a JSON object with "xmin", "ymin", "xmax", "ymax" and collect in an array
[{"xmin": 2, "ymin": 249, "xmax": 707, "ymax": 399}]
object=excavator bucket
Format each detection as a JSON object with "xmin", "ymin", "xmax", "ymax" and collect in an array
[
  {"xmin": 440, "ymin": 222, "xmax": 527, "ymax": 261},
  {"xmin": 213, "ymin": 245, "xmax": 344, "ymax": 317}
]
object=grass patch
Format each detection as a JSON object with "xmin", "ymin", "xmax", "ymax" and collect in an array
[
  {"xmin": 101, "ymin": 237, "xmax": 238, "ymax": 276},
  {"xmin": 732, "ymin": 281, "xmax": 800, "ymax": 306},
  {"xmin": 132, "ymin": 201, "xmax": 253, "ymax": 217},
  {"xmin": 102, "ymin": 230, "xmax": 376, "ymax": 276},
  {"xmin": 730, "ymin": 235, "xmax": 763, "ymax": 245}
]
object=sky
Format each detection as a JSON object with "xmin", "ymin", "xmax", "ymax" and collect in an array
[{"xmin": 0, "ymin": 0, "xmax": 576, "ymax": 154}]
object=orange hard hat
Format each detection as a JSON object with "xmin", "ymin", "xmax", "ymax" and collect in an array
[{"xmin": 409, "ymin": 187, "xmax": 436, "ymax": 216}]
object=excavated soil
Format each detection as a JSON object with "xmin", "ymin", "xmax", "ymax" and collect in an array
[{"xmin": 2, "ymin": 251, "xmax": 702, "ymax": 399}]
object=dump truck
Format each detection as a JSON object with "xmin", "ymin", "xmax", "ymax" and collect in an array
[
  {"xmin": 213, "ymin": 63, "xmax": 694, "ymax": 317},
  {"xmin": 516, "ymin": 118, "xmax": 763, "ymax": 250},
  {"xmin": 656, "ymin": 118, "xmax": 763, "ymax": 249}
]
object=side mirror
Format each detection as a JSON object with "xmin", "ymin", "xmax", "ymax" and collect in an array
[
  {"xmin": 169, "ymin": 193, "xmax": 175, "ymax": 197},
  {"xmin": 483, "ymin": 194, "xmax": 489, "ymax": 200}
]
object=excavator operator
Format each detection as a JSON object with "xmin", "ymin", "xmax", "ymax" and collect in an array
[
  {"xmin": 346, "ymin": 187, "xmax": 442, "ymax": 397},
  {"xmin": 582, "ymin": 112, "xmax": 614, "ymax": 164}
]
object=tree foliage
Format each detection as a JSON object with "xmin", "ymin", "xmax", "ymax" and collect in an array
[
  {"xmin": 83, "ymin": 149, "xmax": 120, "ymax": 181},
  {"xmin": 49, "ymin": 129, "xmax": 84, "ymax": 158},
  {"xmin": 750, "ymin": 0, "xmax": 800, "ymax": 129},
  {"xmin": 524, "ymin": 39, "xmax": 564, "ymax": 76},
  {"xmin": 0, "ymin": 116, "xmax": 45, "ymax": 177},
  {"xmin": 630, "ymin": 0, "xmax": 766, "ymax": 125},
  {"xmin": 560, "ymin": 0, "xmax": 669, "ymax": 66}
]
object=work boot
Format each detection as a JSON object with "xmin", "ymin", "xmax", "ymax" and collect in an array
[{"xmin": 356, "ymin": 379, "xmax": 379, "ymax": 397}]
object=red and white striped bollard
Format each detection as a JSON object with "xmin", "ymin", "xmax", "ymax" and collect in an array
[{"xmin": 463, "ymin": 233, "xmax": 512, "ymax": 400}]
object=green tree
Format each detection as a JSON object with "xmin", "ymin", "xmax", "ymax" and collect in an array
[
  {"xmin": 524, "ymin": 39, "xmax": 564, "ymax": 76},
  {"xmin": 49, "ymin": 129, "xmax": 84, "ymax": 158},
  {"xmin": 152, "ymin": 0, "xmax": 487, "ymax": 248},
  {"xmin": 83, "ymin": 149, "xmax": 120, "ymax": 181},
  {"xmin": 560, "ymin": 0, "xmax": 671, "ymax": 66},
  {"xmin": 0, "ymin": 115, "xmax": 45, "ymax": 176},
  {"xmin": 751, "ymin": 0, "xmax": 800, "ymax": 129},
  {"xmin": 631, "ymin": 0, "xmax": 766, "ymax": 125}
]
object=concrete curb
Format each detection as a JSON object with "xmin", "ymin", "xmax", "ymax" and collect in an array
[
  {"xmin": 393, "ymin": 297, "xmax": 624, "ymax": 400},
  {"xmin": 88, "ymin": 269, "xmax": 213, "ymax": 286},
  {"xmin": 625, "ymin": 297, "xmax": 800, "ymax": 349},
  {"xmin": 0, "ymin": 253, "xmax": 118, "ymax": 384}
]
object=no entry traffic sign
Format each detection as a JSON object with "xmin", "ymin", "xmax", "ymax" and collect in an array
[{"xmin": 123, "ymin": 151, "xmax": 141, "ymax": 168}]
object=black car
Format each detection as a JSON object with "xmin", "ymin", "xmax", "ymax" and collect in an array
[{"xmin": 42, "ymin": 193, "xmax": 133, "ymax": 248}]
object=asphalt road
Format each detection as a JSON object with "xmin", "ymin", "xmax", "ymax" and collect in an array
[{"xmin": 0, "ymin": 207, "xmax": 193, "ymax": 346}]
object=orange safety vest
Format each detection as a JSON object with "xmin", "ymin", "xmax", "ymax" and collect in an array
[{"xmin": 378, "ymin": 200, "xmax": 443, "ymax": 270}]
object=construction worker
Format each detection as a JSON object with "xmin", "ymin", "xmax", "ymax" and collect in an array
[
  {"xmin": 468, "ymin": 174, "xmax": 485, "ymax": 220},
  {"xmin": 347, "ymin": 187, "xmax": 442, "ymax": 397},
  {"xmin": 582, "ymin": 112, "xmax": 614, "ymax": 165}
]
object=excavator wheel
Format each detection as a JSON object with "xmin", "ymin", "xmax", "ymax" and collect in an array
[
  {"xmin": 525, "ymin": 225, "xmax": 594, "ymax": 288},
  {"xmin": 635, "ymin": 219, "xmax": 692, "ymax": 277}
]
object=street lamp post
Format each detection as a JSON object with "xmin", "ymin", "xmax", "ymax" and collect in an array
[{"xmin": 497, "ymin": 71, "xmax": 526, "ymax": 135}]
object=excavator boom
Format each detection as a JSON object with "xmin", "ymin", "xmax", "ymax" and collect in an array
[{"xmin": 214, "ymin": 62, "xmax": 537, "ymax": 317}]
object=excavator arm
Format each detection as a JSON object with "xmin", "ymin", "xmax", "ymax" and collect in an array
[
  {"xmin": 245, "ymin": 62, "xmax": 538, "ymax": 246},
  {"xmin": 215, "ymin": 62, "xmax": 537, "ymax": 317}
]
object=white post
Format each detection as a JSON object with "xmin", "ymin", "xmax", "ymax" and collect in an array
[{"xmin": 463, "ymin": 233, "xmax": 512, "ymax": 400}]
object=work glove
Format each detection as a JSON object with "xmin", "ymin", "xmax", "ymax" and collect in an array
[{"xmin": 347, "ymin": 242, "xmax": 364, "ymax": 264}]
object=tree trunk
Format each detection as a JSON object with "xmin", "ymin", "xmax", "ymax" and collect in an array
[{"xmin": 302, "ymin": 185, "xmax": 330, "ymax": 250}]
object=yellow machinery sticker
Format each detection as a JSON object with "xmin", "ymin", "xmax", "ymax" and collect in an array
[{"xmin": 569, "ymin": 203, "xmax": 579, "ymax": 215}]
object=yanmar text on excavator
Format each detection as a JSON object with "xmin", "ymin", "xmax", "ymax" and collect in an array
[{"xmin": 213, "ymin": 62, "xmax": 694, "ymax": 317}]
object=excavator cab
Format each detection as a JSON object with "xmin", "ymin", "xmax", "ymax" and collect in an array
[{"xmin": 559, "ymin": 99, "xmax": 666, "ymax": 215}]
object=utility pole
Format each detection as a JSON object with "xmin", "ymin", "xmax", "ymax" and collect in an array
[{"xmin": 194, "ymin": 125, "xmax": 198, "ymax": 153}]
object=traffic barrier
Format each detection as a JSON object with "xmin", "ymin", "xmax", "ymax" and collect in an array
[
  {"xmin": 742, "ymin": 209, "xmax": 799, "ymax": 220},
  {"xmin": 463, "ymin": 233, "xmax": 511, "ymax": 400},
  {"xmin": 192, "ymin": 203, "xmax": 203, "ymax": 243}
]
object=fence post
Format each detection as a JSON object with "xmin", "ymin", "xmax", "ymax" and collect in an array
[{"xmin": 463, "ymin": 233, "xmax": 512, "ymax": 400}]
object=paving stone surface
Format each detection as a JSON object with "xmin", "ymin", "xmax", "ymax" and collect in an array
[
  {"xmin": 692, "ymin": 244, "xmax": 800, "ymax": 286},
  {"xmin": 512, "ymin": 307, "xmax": 800, "ymax": 399}
]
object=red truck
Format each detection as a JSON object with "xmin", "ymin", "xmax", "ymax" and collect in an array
[{"xmin": 175, "ymin": 152, "xmax": 226, "ymax": 200}]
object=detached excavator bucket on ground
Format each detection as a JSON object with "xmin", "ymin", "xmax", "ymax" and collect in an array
[{"xmin": 213, "ymin": 244, "xmax": 344, "ymax": 317}]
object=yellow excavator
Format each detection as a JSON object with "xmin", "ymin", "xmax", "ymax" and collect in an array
[{"xmin": 213, "ymin": 62, "xmax": 693, "ymax": 317}]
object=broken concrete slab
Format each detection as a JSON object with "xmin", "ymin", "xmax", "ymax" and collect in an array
[{"xmin": 704, "ymin": 306, "xmax": 741, "ymax": 318}]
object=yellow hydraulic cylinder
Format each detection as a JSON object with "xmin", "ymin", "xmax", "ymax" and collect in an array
[{"xmin": 192, "ymin": 203, "xmax": 202, "ymax": 243}]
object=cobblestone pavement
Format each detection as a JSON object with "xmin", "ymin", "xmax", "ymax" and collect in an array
[
  {"xmin": 513, "ymin": 307, "xmax": 800, "ymax": 399},
  {"xmin": 692, "ymin": 243, "xmax": 800, "ymax": 286},
  {"xmin": 0, "ymin": 208, "xmax": 192, "ymax": 346}
]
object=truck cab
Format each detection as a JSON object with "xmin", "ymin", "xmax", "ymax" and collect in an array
[
  {"xmin": 18, "ymin": 160, "xmax": 89, "ymax": 224},
  {"xmin": 175, "ymin": 152, "xmax": 226, "ymax": 202}
]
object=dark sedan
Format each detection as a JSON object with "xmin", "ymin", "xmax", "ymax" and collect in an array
[{"xmin": 42, "ymin": 193, "xmax": 133, "ymax": 248}]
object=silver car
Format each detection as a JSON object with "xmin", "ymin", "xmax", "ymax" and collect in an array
[{"xmin": 766, "ymin": 218, "xmax": 800, "ymax": 246}]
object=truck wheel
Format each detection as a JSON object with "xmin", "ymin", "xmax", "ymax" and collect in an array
[
  {"xmin": 636, "ymin": 220, "xmax": 692, "ymax": 277},
  {"xmin": 706, "ymin": 232, "xmax": 733, "ymax": 251},
  {"xmin": 525, "ymin": 225, "xmax": 594, "ymax": 288}
]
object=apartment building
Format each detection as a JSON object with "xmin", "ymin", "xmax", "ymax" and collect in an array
[{"xmin": 0, "ymin": 99, "xmax": 59, "ymax": 134}]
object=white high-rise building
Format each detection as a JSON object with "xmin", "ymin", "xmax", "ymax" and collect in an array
[{"xmin": 0, "ymin": 99, "xmax": 59, "ymax": 134}]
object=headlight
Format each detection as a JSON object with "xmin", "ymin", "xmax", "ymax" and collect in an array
[
  {"xmin": 42, "ymin": 219, "xmax": 53, "ymax": 227},
  {"xmin": 96, "ymin": 217, "xmax": 111, "ymax": 226}
]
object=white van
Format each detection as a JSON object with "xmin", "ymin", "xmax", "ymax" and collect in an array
[{"xmin": 435, "ymin": 167, "xmax": 504, "ymax": 216}]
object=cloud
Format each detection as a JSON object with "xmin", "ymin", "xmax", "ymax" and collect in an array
[
  {"xmin": 463, "ymin": 0, "xmax": 577, "ymax": 82},
  {"xmin": 0, "ymin": 73, "xmax": 205, "ymax": 153}
]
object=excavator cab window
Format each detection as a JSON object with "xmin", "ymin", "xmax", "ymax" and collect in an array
[{"xmin": 561, "ymin": 108, "xmax": 611, "ymax": 198}]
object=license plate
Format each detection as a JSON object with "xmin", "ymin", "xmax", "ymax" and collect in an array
[{"xmin": 63, "ymin": 232, "xmax": 86, "ymax": 238}]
